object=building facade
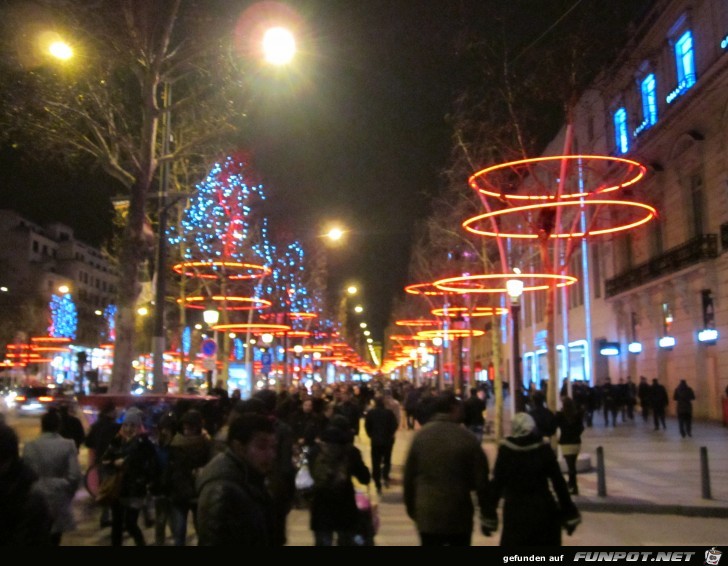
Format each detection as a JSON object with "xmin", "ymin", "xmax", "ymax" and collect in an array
[
  {"xmin": 513, "ymin": 0, "xmax": 728, "ymax": 421},
  {"xmin": 0, "ymin": 209, "xmax": 118, "ymax": 351}
]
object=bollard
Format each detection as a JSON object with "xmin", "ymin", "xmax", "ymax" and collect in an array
[
  {"xmin": 596, "ymin": 446, "xmax": 607, "ymax": 497},
  {"xmin": 700, "ymin": 446, "xmax": 712, "ymax": 500}
]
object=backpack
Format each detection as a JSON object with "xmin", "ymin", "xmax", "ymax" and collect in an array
[{"xmin": 311, "ymin": 442, "xmax": 349, "ymax": 492}]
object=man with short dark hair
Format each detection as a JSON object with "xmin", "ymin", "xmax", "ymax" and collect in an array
[{"xmin": 196, "ymin": 413, "xmax": 278, "ymax": 546}]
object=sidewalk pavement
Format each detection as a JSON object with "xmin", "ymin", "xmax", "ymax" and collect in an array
[{"xmin": 63, "ymin": 411, "xmax": 728, "ymax": 546}]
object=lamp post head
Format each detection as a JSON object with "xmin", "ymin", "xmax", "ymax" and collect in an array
[
  {"xmin": 203, "ymin": 303, "xmax": 220, "ymax": 326},
  {"xmin": 506, "ymin": 278, "xmax": 524, "ymax": 301}
]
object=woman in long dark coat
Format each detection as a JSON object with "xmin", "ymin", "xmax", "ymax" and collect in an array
[{"xmin": 484, "ymin": 413, "xmax": 581, "ymax": 546}]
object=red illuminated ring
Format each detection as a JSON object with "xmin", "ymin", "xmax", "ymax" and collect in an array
[
  {"xmin": 395, "ymin": 319, "xmax": 440, "ymax": 327},
  {"xmin": 212, "ymin": 323, "xmax": 290, "ymax": 333},
  {"xmin": 404, "ymin": 282, "xmax": 451, "ymax": 296},
  {"xmin": 462, "ymin": 199, "xmax": 657, "ymax": 239},
  {"xmin": 172, "ymin": 260, "xmax": 271, "ymax": 280},
  {"xmin": 389, "ymin": 334, "xmax": 422, "ymax": 341},
  {"xmin": 31, "ymin": 337, "xmax": 72, "ymax": 343},
  {"xmin": 431, "ymin": 306, "xmax": 508, "ymax": 317},
  {"xmin": 468, "ymin": 155, "xmax": 646, "ymax": 201},
  {"xmin": 180, "ymin": 295, "xmax": 272, "ymax": 311},
  {"xmin": 416, "ymin": 329, "xmax": 485, "ymax": 339},
  {"xmin": 271, "ymin": 330, "xmax": 312, "ymax": 338},
  {"xmin": 434, "ymin": 273, "xmax": 578, "ymax": 294}
]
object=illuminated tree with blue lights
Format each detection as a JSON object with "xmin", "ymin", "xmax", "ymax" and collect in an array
[
  {"xmin": 48, "ymin": 293, "xmax": 78, "ymax": 340},
  {"xmin": 171, "ymin": 152, "xmax": 271, "ymax": 265}
]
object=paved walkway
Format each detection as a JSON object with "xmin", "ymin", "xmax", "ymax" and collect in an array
[{"xmin": 63, "ymin": 413, "xmax": 728, "ymax": 546}]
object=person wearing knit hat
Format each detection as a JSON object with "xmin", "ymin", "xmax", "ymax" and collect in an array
[
  {"xmin": 100, "ymin": 405, "xmax": 158, "ymax": 546},
  {"xmin": 122, "ymin": 407, "xmax": 144, "ymax": 427},
  {"xmin": 483, "ymin": 412, "xmax": 581, "ymax": 546}
]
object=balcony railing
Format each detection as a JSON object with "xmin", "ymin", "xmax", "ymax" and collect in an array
[{"xmin": 605, "ymin": 234, "xmax": 718, "ymax": 298}]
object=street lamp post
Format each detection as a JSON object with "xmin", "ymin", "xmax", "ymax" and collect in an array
[
  {"xmin": 203, "ymin": 302, "xmax": 220, "ymax": 392},
  {"xmin": 506, "ymin": 277, "xmax": 525, "ymax": 413}
]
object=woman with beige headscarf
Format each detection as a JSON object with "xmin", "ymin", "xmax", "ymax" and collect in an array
[{"xmin": 482, "ymin": 412, "xmax": 581, "ymax": 546}]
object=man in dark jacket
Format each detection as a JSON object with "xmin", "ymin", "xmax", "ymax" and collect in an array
[
  {"xmin": 652, "ymin": 378, "xmax": 669, "ymax": 431},
  {"xmin": 195, "ymin": 413, "xmax": 277, "ymax": 546},
  {"xmin": 364, "ymin": 394, "xmax": 398, "ymax": 493},
  {"xmin": 403, "ymin": 391, "xmax": 491, "ymax": 546},
  {"xmin": 84, "ymin": 400, "xmax": 120, "ymax": 528},
  {"xmin": 463, "ymin": 387, "xmax": 487, "ymax": 443}
]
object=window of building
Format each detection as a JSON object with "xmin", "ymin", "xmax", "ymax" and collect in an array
[
  {"xmin": 613, "ymin": 106, "xmax": 629, "ymax": 154},
  {"xmin": 32, "ymin": 240, "xmax": 39, "ymax": 253},
  {"xmin": 667, "ymin": 29, "xmax": 696, "ymax": 103},
  {"xmin": 634, "ymin": 73, "xmax": 657, "ymax": 136}
]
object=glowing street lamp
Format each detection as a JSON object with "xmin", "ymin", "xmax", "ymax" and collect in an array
[{"xmin": 506, "ymin": 275, "xmax": 525, "ymax": 413}]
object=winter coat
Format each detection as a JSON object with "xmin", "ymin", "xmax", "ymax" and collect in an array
[
  {"xmin": 308, "ymin": 425, "xmax": 371, "ymax": 533},
  {"xmin": 101, "ymin": 431, "xmax": 158, "ymax": 507},
  {"xmin": 364, "ymin": 405, "xmax": 398, "ymax": 447},
  {"xmin": 165, "ymin": 432, "xmax": 213, "ymax": 505},
  {"xmin": 403, "ymin": 413, "xmax": 490, "ymax": 535},
  {"xmin": 673, "ymin": 383, "xmax": 696, "ymax": 415},
  {"xmin": 84, "ymin": 413, "xmax": 120, "ymax": 465},
  {"xmin": 0, "ymin": 459, "xmax": 53, "ymax": 546},
  {"xmin": 195, "ymin": 449, "xmax": 276, "ymax": 546},
  {"xmin": 22, "ymin": 432, "xmax": 81, "ymax": 535},
  {"xmin": 485, "ymin": 434, "xmax": 580, "ymax": 546},
  {"xmin": 554, "ymin": 410, "xmax": 585, "ymax": 447}
]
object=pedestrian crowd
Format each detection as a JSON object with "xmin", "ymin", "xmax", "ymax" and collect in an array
[{"xmin": 0, "ymin": 373, "xmax": 698, "ymax": 547}]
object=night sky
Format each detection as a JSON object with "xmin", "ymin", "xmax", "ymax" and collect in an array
[{"xmin": 0, "ymin": 1, "xmax": 652, "ymax": 345}]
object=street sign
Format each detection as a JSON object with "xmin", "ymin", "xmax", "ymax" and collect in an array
[
  {"xmin": 201, "ymin": 338, "xmax": 217, "ymax": 357},
  {"xmin": 261, "ymin": 351, "xmax": 272, "ymax": 374},
  {"xmin": 202, "ymin": 357, "xmax": 216, "ymax": 370}
]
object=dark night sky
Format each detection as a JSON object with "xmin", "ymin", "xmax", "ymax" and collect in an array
[{"xmin": 0, "ymin": 1, "xmax": 652, "ymax": 345}]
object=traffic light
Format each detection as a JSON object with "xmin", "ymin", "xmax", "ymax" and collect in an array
[{"xmin": 77, "ymin": 351, "xmax": 88, "ymax": 366}]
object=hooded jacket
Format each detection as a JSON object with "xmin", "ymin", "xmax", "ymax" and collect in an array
[{"xmin": 195, "ymin": 448, "xmax": 275, "ymax": 546}]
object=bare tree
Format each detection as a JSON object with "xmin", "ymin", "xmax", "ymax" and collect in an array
[{"xmin": 0, "ymin": 0, "xmax": 262, "ymax": 392}]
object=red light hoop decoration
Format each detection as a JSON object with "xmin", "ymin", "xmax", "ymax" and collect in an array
[
  {"xmin": 172, "ymin": 260, "xmax": 271, "ymax": 280},
  {"xmin": 389, "ymin": 335, "xmax": 420, "ymax": 342},
  {"xmin": 417, "ymin": 328, "xmax": 485, "ymax": 339},
  {"xmin": 434, "ymin": 273, "xmax": 578, "ymax": 294},
  {"xmin": 272, "ymin": 330, "xmax": 312, "ymax": 338},
  {"xmin": 468, "ymin": 155, "xmax": 647, "ymax": 201},
  {"xmin": 431, "ymin": 306, "xmax": 508, "ymax": 317},
  {"xmin": 180, "ymin": 295, "xmax": 272, "ymax": 311},
  {"xmin": 462, "ymin": 199, "xmax": 657, "ymax": 239},
  {"xmin": 211, "ymin": 323, "xmax": 290, "ymax": 333},
  {"xmin": 395, "ymin": 319, "xmax": 440, "ymax": 327},
  {"xmin": 31, "ymin": 337, "xmax": 71, "ymax": 344},
  {"xmin": 404, "ymin": 282, "xmax": 451, "ymax": 296}
]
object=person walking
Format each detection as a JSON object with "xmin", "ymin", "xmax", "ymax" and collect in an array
[
  {"xmin": 528, "ymin": 390, "xmax": 557, "ymax": 439},
  {"xmin": 364, "ymin": 393, "xmax": 398, "ymax": 494},
  {"xmin": 101, "ymin": 407, "xmax": 159, "ymax": 546},
  {"xmin": 84, "ymin": 400, "xmax": 120, "ymax": 528},
  {"xmin": 195, "ymin": 413, "xmax": 279, "ymax": 546},
  {"xmin": 483, "ymin": 412, "xmax": 581, "ymax": 546},
  {"xmin": 308, "ymin": 414, "xmax": 372, "ymax": 546},
  {"xmin": 58, "ymin": 402, "xmax": 86, "ymax": 453},
  {"xmin": 651, "ymin": 378, "xmax": 669, "ymax": 431},
  {"xmin": 637, "ymin": 376, "xmax": 652, "ymax": 424},
  {"xmin": 403, "ymin": 391, "xmax": 491, "ymax": 546},
  {"xmin": 0, "ymin": 420, "xmax": 53, "ymax": 546},
  {"xmin": 673, "ymin": 379, "xmax": 696, "ymax": 438},
  {"xmin": 554, "ymin": 397, "xmax": 585, "ymax": 495},
  {"xmin": 463, "ymin": 386, "xmax": 487, "ymax": 443},
  {"xmin": 165, "ymin": 408, "xmax": 213, "ymax": 546},
  {"xmin": 22, "ymin": 408, "xmax": 82, "ymax": 545}
]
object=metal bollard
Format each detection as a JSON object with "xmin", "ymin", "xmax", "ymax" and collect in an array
[
  {"xmin": 596, "ymin": 446, "xmax": 607, "ymax": 497},
  {"xmin": 700, "ymin": 446, "xmax": 712, "ymax": 500}
]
